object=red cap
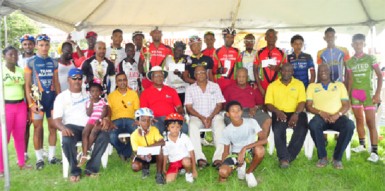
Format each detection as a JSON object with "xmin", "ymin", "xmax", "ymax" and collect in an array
[{"xmin": 86, "ymin": 31, "xmax": 97, "ymax": 38}]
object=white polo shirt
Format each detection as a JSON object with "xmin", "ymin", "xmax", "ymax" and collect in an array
[{"xmin": 163, "ymin": 133, "xmax": 194, "ymax": 162}]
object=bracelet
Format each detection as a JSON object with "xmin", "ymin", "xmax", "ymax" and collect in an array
[{"xmin": 29, "ymin": 103, "xmax": 34, "ymax": 108}]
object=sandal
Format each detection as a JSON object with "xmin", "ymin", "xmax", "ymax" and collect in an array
[
  {"xmin": 69, "ymin": 175, "xmax": 80, "ymax": 183},
  {"xmin": 86, "ymin": 173, "xmax": 99, "ymax": 178},
  {"xmin": 332, "ymin": 160, "xmax": 343, "ymax": 170},
  {"xmin": 316, "ymin": 158, "xmax": 328, "ymax": 168},
  {"xmin": 77, "ymin": 156, "xmax": 90, "ymax": 167},
  {"xmin": 197, "ymin": 159, "xmax": 208, "ymax": 168}
]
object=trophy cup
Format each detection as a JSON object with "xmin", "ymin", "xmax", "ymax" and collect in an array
[
  {"xmin": 143, "ymin": 41, "xmax": 151, "ymax": 73},
  {"xmin": 30, "ymin": 84, "xmax": 43, "ymax": 110},
  {"xmin": 110, "ymin": 48, "xmax": 117, "ymax": 62}
]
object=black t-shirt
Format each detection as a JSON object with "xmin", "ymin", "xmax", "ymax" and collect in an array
[{"xmin": 185, "ymin": 55, "xmax": 213, "ymax": 80}]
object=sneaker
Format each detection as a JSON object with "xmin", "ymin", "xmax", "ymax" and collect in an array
[
  {"xmin": 36, "ymin": 160, "xmax": 44, "ymax": 170},
  {"xmin": 367, "ymin": 152, "xmax": 379, "ymax": 163},
  {"xmin": 316, "ymin": 158, "xmax": 328, "ymax": 168},
  {"xmin": 48, "ymin": 157, "xmax": 62, "ymax": 165},
  {"xmin": 279, "ymin": 160, "xmax": 290, "ymax": 169},
  {"xmin": 155, "ymin": 173, "xmax": 165, "ymax": 185},
  {"xmin": 185, "ymin": 172, "xmax": 194, "ymax": 183},
  {"xmin": 142, "ymin": 169, "xmax": 150, "ymax": 179},
  {"xmin": 245, "ymin": 173, "xmax": 258, "ymax": 188},
  {"xmin": 42, "ymin": 149, "xmax": 48, "ymax": 158},
  {"xmin": 351, "ymin": 145, "xmax": 366, "ymax": 153},
  {"xmin": 237, "ymin": 163, "xmax": 246, "ymax": 180},
  {"xmin": 332, "ymin": 160, "xmax": 343, "ymax": 170}
]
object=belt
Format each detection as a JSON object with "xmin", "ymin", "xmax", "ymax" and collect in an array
[{"xmin": 5, "ymin": 99, "xmax": 24, "ymax": 104}]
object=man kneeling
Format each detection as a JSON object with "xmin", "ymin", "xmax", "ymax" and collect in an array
[{"xmin": 218, "ymin": 101, "xmax": 266, "ymax": 188}]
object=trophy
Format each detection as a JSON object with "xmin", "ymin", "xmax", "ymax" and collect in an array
[
  {"xmin": 30, "ymin": 84, "xmax": 43, "ymax": 110},
  {"xmin": 96, "ymin": 63, "xmax": 105, "ymax": 85},
  {"xmin": 143, "ymin": 41, "xmax": 151, "ymax": 73},
  {"xmin": 110, "ymin": 48, "xmax": 117, "ymax": 62}
]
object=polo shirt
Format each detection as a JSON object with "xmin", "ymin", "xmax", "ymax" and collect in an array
[
  {"xmin": 287, "ymin": 52, "xmax": 315, "ymax": 88},
  {"xmin": 317, "ymin": 46, "xmax": 350, "ymax": 82},
  {"xmin": 265, "ymin": 77, "xmax": 306, "ymax": 113},
  {"xmin": 2, "ymin": 65, "xmax": 25, "ymax": 100},
  {"xmin": 108, "ymin": 88, "xmax": 140, "ymax": 121},
  {"xmin": 223, "ymin": 83, "xmax": 263, "ymax": 108},
  {"xmin": 202, "ymin": 47, "xmax": 215, "ymax": 59},
  {"xmin": 25, "ymin": 54, "xmax": 58, "ymax": 92},
  {"xmin": 185, "ymin": 54, "xmax": 214, "ymax": 80},
  {"xmin": 306, "ymin": 82, "xmax": 349, "ymax": 114},
  {"xmin": 140, "ymin": 43, "xmax": 173, "ymax": 72},
  {"xmin": 255, "ymin": 47, "xmax": 287, "ymax": 90},
  {"xmin": 130, "ymin": 126, "xmax": 163, "ymax": 152},
  {"xmin": 163, "ymin": 133, "xmax": 194, "ymax": 162},
  {"xmin": 140, "ymin": 85, "xmax": 182, "ymax": 117},
  {"xmin": 241, "ymin": 50, "xmax": 258, "ymax": 81}
]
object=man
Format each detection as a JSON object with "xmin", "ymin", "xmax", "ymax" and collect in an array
[
  {"xmin": 183, "ymin": 35, "xmax": 214, "ymax": 84},
  {"xmin": 241, "ymin": 34, "xmax": 259, "ymax": 84},
  {"xmin": 317, "ymin": 27, "xmax": 350, "ymax": 84},
  {"xmin": 18, "ymin": 34, "xmax": 36, "ymax": 161},
  {"xmin": 139, "ymin": 66, "xmax": 187, "ymax": 134},
  {"xmin": 287, "ymin": 34, "xmax": 315, "ymax": 88},
  {"xmin": 306, "ymin": 64, "xmax": 355, "ymax": 169},
  {"xmin": 223, "ymin": 68, "xmax": 272, "ymax": 137},
  {"xmin": 139, "ymin": 27, "xmax": 173, "ymax": 89},
  {"xmin": 201, "ymin": 31, "xmax": 216, "ymax": 59},
  {"xmin": 25, "ymin": 34, "xmax": 62, "ymax": 170},
  {"xmin": 53, "ymin": 68, "xmax": 111, "ymax": 182},
  {"xmin": 58, "ymin": 42, "xmax": 76, "ymax": 91},
  {"xmin": 265, "ymin": 64, "xmax": 307, "ymax": 168},
  {"xmin": 81, "ymin": 41, "xmax": 116, "ymax": 94},
  {"xmin": 70, "ymin": 31, "xmax": 97, "ymax": 67},
  {"xmin": 106, "ymin": 29, "xmax": 126, "ymax": 69},
  {"xmin": 213, "ymin": 27, "xmax": 243, "ymax": 92},
  {"xmin": 185, "ymin": 65, "xmax": 226, "ymax": 169},
  {"xmin": 118, "ymin": 43, "xmax": 140, "ymax": 91},
  {"xmin": 255, "ymin": 29, "xmax": 287, "ymax": 95},
  {"xmin": 132, "ymin": 31, "xmax": 145, "ymax": 64}
]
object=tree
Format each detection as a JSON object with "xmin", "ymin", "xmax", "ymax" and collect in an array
[{"xmin": 1, "ymin": 11, "xmax": 40, "ymax": 49}]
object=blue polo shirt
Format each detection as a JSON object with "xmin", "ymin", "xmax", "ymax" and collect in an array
[{"xmin": 287, "ymin": 52, "xmax": 314, "ymax": 88}]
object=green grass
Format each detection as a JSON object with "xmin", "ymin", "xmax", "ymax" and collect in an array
[{"xmin": 1, "ymin": 127, "xmax": 385, "ymax": 191}]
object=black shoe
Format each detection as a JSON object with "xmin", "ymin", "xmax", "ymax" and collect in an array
[
  {"xmin": 155, "ymin": 173, "xmax": 165, "ymax": 185},
  {"xmin": 48, "ymin": 157, "xmax": 62, "ymax": 165},
  {"xmin": 142, "ymin": 169, "xmax": 150, "ymax": 179},
  {"xmin": 36, "ymin": 160, "xmax": 45, "ymax": 170}
]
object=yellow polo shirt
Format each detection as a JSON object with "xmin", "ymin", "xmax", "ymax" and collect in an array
[
  {"xmin": 130, "ymin": 126, "xmax": 163, "ymax": 152},
  {"xmin": 107, "ymin": 88, "xmax": 139, "ymax": 121},
  {"xmin": 306, "ymin": 82, "xmax": 349, "ymax": 114},
  {"xmin": 265, "ymin": 77, "xmax": 306, "ymax": 113}
]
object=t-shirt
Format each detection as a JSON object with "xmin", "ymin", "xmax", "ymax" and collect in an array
[
  {"xmin": 163, "ymin": 133, "xmax": 194, "ymax": 162},
  {"xmin": 2, "ymin": 65, "xmax": 25, "ymax": 100},
  {"xmin": 202, "ymin": 48, "xmax": 215, "ymax": 59},
  {"xmin": 241, "ymin": 50, "xmax": 258, "ymax": 81},
  {"xmin": 213, "ymin": 46, "xmax": 243, "ymax": 80},
  {"xmin": 25, "ymin": 55, "xmax": 59, "ymax": 93},
  {"xmin": 346, "ymin": 54, "xmax": 378, "ymax": 91},
  {"xmin": 107, "ymin": 88, "xmax": 140, "ymax": 121},
  {"xmin": 18, "ymin": 54, "xmax": 34, "ymax": 69},
  {"xmin": 130, "ymin": 126, "xmax": 163, "ymax": 152},
  {"xmin": 118, "ymin": 59, "xmax": 140, "ymax": 91},
  {"xmin": 140, "ymin": 85, "xmax": 182, "ymax": 117},
  {"xmin": 223, "ymin": 83, "xmax": 264, "ymax": 108},
  {"xmin": 164, "ymin": 55, "xmax": 189, "ymax": 93},
  {"xmin": 86, "ymin": 98, "xmax": 108, "ymax": 121},
  {"xmin": 58, "ymin": 61, "xmax": 76, "ymax": 91},
  {"xmin": 287, "ymin": 52, "xmax": 315, "ymax": 88},
  {"xmin": 106, "ymin": 47, "xmax": 126, "ymax": 70},
  {"xmin": 221, "ymin": 118, "xmax": 261, "ymax": 153},
  {"xmin": 306, "ymin": 82, "xmax": 349, "ymax": 114},
  {"xmin": 140, "ymin": 43, "xmax": 173, "ymax": 72},
  {"xmin": 185, "ymin": 54, "xmax": 214, "ymax": 80},
  {"xmin": 256, "ymin": 47, "xmax": 287, "ymax": 90},
  {"xmin": 317, "ymin": 46, "xmax": 350, "ymax": 82},
  {"xmin": 53, "ymin": 89, "xmax": 89, "ymax": 127}
]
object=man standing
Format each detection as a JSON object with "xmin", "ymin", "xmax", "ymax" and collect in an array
[
  {"xmin": 132, "ymin": 31, "xmax": 145, "ymax": 64},
  {"xmin": 185, "ymin": 65, "xmax": 226, "ymax": 169},
  {"xmin": 255, "ymin": 29, "xmax": 287, "ymax": 95},
  {"xmin": 106, "ymin": 29, "xmax": 126, "ymax": 69},
  {"xmin": 58, "ymin": 42, "xmax": 76, "ymax": 91},
  {"xmin": 108, "ymin": 72, "xmax": 139, "ymax": 161},
  {"xmin": 241, "ymin": 34, "xmax": 258, "ymax": 85},
  {"xmin": 306, "ymin": 64, "xmax": 354, "ymax": 169},
  {"xmin": 213, "ymin": 27, "xmax": 243, "ymax": 92},
  {"xmin": 54, "ymin": 68, "xmax": 111, "ymax": 182},
  {"xmin": 265, "ymin": 64, "xmax": 307, "ymax": 168},
  {"xmin": 25, "ymin": 34, "xmax": 61, "ymax": 170},
  {"xmin": 70, "ymin": 31, "xmax": 97, "ymax": 67},
  {"xmin": 201, "ymin": 31, "xmax": 216, "ymax": 59}
]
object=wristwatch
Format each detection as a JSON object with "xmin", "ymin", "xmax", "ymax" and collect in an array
[
  {"xmin": 294, "ymin": 111, "xmax": 300, "ymax": 115},
  {"xmin": 338, "ymin": 112, "xmax": 343, "ymax": 116}
]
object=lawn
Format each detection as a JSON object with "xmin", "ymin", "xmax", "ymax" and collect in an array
[{"xmin": 1, "ymin": 126, "xmax": 384, "ymax": 191}]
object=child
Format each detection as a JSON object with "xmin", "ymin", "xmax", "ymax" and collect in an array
[
  {"xmin": 347, "ymin": 33, "xmax": 382, "ymax": 162},
  {"xmin": 130, "ymin": 108, "xmax": 166, "ymax": 185},
  {"xmin": 78, "ymin": 80, "xmax": 108, "ymax": 167},
  {"xmin": 118, "ymin": 43, "xmax": 140, "ymax": 91},
  {"xmin": 218, "ymin": 101, "xmax": 267, "ymax": 188},
  {"xmin": 162, "ymin": 113, "xmax": 197, "ymax": 183}
]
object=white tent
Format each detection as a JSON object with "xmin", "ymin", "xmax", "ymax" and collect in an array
[{"xmin": 1, "ymin": 0, "xmax": 385, "ymax": 35}]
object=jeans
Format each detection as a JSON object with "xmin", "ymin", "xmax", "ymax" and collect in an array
[
  {"xmin": 154, "ymin": 116, "xmax": 188, "ymax": 135},
  {"xmin": 309, "ymin": 115, "xmax": 355, "ymax": 161},
  {"xmin": 110, "ymin": 118, "xmax": 136, "ymax": 158},
  {"xmin": 62, "ymin": 124, "xmax": 109, "ymax": 176},
  {"xmin": 272, "ymin": 112, "xmax": 308, "ymax": 161}
]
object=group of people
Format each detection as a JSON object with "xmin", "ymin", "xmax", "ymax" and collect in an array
[{"xmin": 0, "ymin": 26, "xmax": 382, "ymax": 188}]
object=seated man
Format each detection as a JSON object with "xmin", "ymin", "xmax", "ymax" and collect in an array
[
  {"xmin": 265, "ymin": 64, "xmax": 307, "ymax": 168},
  {"xmin": 53, "ymin": 68, "xmax": 111, "ymax": 182},
  {"xmin": 219, "ymin": 101, "xmax": 266, "ymax": 188},
  {"xmin": 185, "ymin": 65, "xmax": 226, "ymax": 169},
  {"xmin": 223, "ymin": 68, "xmax": 272, "ymax": 137},
  {"xmin": 306, "ymin": 64, "xmax": 355, "ymax": 169}
]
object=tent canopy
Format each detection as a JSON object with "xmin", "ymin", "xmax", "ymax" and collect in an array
[{"xmin": 1, "ymin": 0, "xmax": 385, "ymax": 34}]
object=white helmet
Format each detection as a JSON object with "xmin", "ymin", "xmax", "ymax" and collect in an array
[
  {"xmin": 135, "ymin": 108, "xmax": 154, "ymax": 120},
  {"xmin": 222, "ymin": 27, "xmax": 236, "ymax": 36}
]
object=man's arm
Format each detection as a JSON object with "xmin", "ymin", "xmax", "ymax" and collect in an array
[
  {"xmin": 182, "ymin": 71, "xmax": 196, "ymax": 84},
  {"xmin": 54, "ymin": 118, "xmax": 74, "ymax": 136},
  {"xmin": 329, "ymin": 100, "xmax": 350, "ymax": 123},
  {"xmin": 254, "ymin": 65, "xmax": 265, "ymax": 96},
  {"xmin": 309, "ymin": 69, "xmax": 315, "ymax": 84},
  {"xmin": 221, "ymin": 144, "xmax": 230, "ymax": 162},
  {"xmin": 138, "ymin": 58, "xmax": 145, "ymax": 76},
  {"xmin": 373, "ymin": 66, "xmax": 383, "ymax": 104},
  {"xmin": 266, "ymin": 103, "xmax": 287, "ymax": 121}
]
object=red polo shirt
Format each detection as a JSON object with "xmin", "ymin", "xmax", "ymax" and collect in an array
[
  {"xmin": 223, "ymin": 83, "xmax": 264, "ymax": 108},
  {"xmin": 140, "ymin": 85, "xmax": 182, "ymax": 117},
  {"xmin": 202, "ymin": 47, "xmax": 215, "ymax": 59}
]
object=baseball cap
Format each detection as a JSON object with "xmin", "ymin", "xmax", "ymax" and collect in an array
[
  {"xmin": 68, "ymin": 68, "xmax": 83, "ymax": 77},
  {"xmin": 86, "ymin": 31, "xmax": 98, "ymax": 38}
]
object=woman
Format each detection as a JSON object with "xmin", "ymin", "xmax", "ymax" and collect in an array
[{"xmin": 1, "ymin": 46, "xmax": 32, "ymax": 177}]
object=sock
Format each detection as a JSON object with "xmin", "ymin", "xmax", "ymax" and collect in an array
[
  {"xmin": 35, "ymin": 149, "xmax": 43, "ymax": 161},
  {"xmin": 359, "ymin": 138, "xmax": 366, "ymax": 148},
  {"xmin": 371, "ymin": 145, "xmax": 378, "ymax": 154},
  {"xmin": 48, "ymin": 146, "xmax": 56, "ymax": 160}
]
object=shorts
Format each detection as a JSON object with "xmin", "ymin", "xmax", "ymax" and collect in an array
[
  {"xmin": 351, "ymin": 89, "xmax": 375, "ymax": 110},
  {"xmin": 224, "ymin": 108, "xmax": 270, "ymax": 127},
  {"xmin": 166, "ymin": 159, "xmax": 183, "ymax": 175},
  {"xmin": 223, "ymin": 150, "xmax": 253, "ymax": 169},
  {"xmin": 32, "ymin": 91, "xmax": 56, "ymax": 120},
  {"xmin": 87, "ymin": 118, "xmax": 101, "ymax": 125}
]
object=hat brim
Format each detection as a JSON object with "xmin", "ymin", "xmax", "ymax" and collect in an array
[{"xmin": 146, "ymin": 71, "xmax": 168, "ymax": 81}]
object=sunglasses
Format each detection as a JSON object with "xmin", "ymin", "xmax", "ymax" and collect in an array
[
  {"xmin": 244, "ymin": 39, "xmax": 255, "ymax": 43},
  {"xmin": 71, "ymin": 77, "xmax": 83, "ymax": 81},
  {"xmin": 121, "ymin": 100, "xmax": 127, "ymax": 108},
  {"xmin": 36, "ymin": 34, "xmax": 50, "ymax": 42}
]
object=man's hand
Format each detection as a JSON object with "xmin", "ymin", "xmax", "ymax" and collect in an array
[
  {"xmin": 61, "ymin": 127, "xmax": 74, "ymax": 136},
  {"xmin": 173, "ymin": 69, "xmax": 182, "ymax": 77},
  {"xmin": 288, "ymin": 113, "xmax": 299, "ymax": 128},
  {"xmin": 249, "ymin": 107, "xmax": 257, "ymax": 118},
  {"xmin": 275, "ymin": 110, "xmax": 287, "ymax": 122},
  {"xmin": 328, "ymin": 113, "xmax": 340, "ymax": 123},
  {"xmin": 237, "ymin": 148, "xmax": 246, "ymax": 166},
  {"xmin": 319, "ymin": 111, "xmax": 329, "ymax": 122},
  {"xmin": 101, "ymin": 117, "xmax": 112, "ymax": 130},
  {"xmin": 30, "ymin": 104, "xmax": 40, "ymax": 114},
  {"xmin": 373, "ymin": 93, "xmax": 381, "ymax": 104},
  {"xmin": 192, "ymin": 168, "xmax": 198, "ymax": 178},
  {"xmin": 205, "ymin": 116, "xmax": 213, "ymax": 129}
]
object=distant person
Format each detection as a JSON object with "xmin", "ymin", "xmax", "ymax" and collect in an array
[
  {"xmin": 201, "ymin": 31, "xmax": 216, "ymax": 59},
  {"xmin": 106, "ymin": 29, "xmax": 126, "ymax": 69},
  {"xmin": 58, "ymin": 42, "xmax": 76, "ymax": 91},
  {"xmin": 69, "ymin": 31, "xmax": 97, "ymax": 67},
  {"xmin": 118, "ymin": 43, "xmax": 140, "ymax": 91}
]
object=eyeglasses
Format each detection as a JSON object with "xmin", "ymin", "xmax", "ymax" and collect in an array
[
  {"xmin": 152, "ymin": 74, "xmax": 164, "ymax": 78},
  {"xmin": 121, "ymin": 100, "xmax": 127, "ymax": 108},
  {"xmin": 244, "ymin": 39, "xmax": 255, "ymax": 43},
  {"xmin": 36, "ymin": 34, "xmax": 50, "ymax": 42},
  {"xmin": 71, "ymin": 77, "xmax": 83, "ymax": 81},
  {"xmin": 195, "ymin": 71, "xmax": 206, "ymax": 75}
]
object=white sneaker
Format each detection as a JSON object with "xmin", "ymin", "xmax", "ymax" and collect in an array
[
  {"xmin": 351, "ymin": 145, "xmax": 366, "ymax": 153},
  {"xmin": 185, "ymin": 172, "xmax": 194, "ymax": 183},
  {"xmin": 237, "ymin": 163, "xmax": 246, "ymax": 180},
  {"xmin": 245, "ymin": 173, "xmax": 258, "ymax": 188},
  {"xmin": 367, "ymin": 152, "xmax": 379, "ymax": 163}
]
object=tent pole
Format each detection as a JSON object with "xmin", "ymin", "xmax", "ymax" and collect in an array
[
  {"xmin": 0, "ymin": 16, "xmax": 11, "ymax": 191},
  {"xmin": 231, "ymin": 0, "xmax": 242, "ymax": 28},
  {"xmin": 3, "ymin": 16, "xmax": 7, "ymax": 46},
  {"xmin": 369, "ymin": 24, "xmax": 376, "ymax": 55}
]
